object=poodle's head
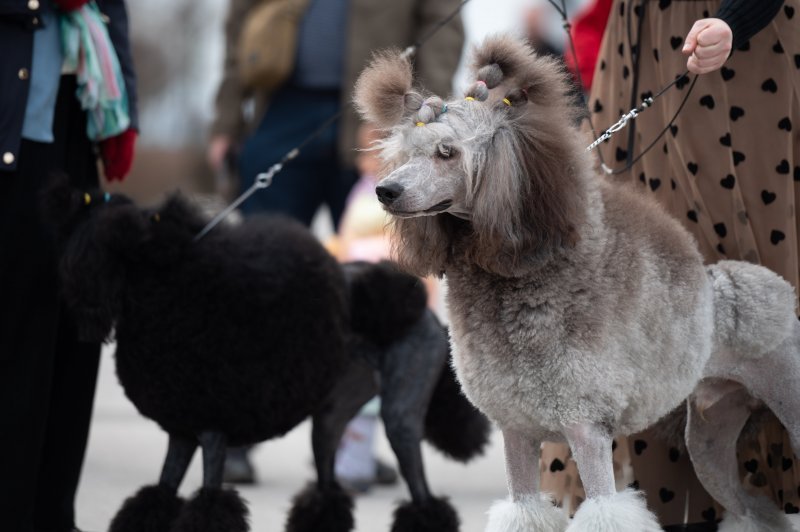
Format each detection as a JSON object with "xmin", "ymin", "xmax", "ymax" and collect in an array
[
  {"xmin": 41, "ymin": 177, "xmax": 207, "ymax": 341},
  {"xmin": 354, "ymin": 36, "xmax": 588, "ymax": 277}
]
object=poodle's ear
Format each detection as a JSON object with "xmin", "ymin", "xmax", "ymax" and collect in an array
[
  {"xmin": 93, "ymin": 197, "xmax": 148, "ymax": 258},
  {"xmin": 354, "ymin": 49, "xmax": 421, "ymax": 128},
  {"xmin": 157, "ymin": 193, "xmax": 208, "ymax": 233},
  {"xmin": 467, "ymin": 126, "xmax": 529, "ymax": 275},
  {"xmin": 468, "ymin": 122, "xmax": 580, "ymax": 276}
]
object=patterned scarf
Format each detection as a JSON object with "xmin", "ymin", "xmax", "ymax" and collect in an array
[{"xmin": 60, "ymin": 1, "xmax": 130, "ymax": 141}]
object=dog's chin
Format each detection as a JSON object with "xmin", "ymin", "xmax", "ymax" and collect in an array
[{"xmin": 385, "ymin": 200, "xmax": 453, "ymax": 218}]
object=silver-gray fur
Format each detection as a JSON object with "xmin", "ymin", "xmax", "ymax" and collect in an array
[{"xmin": 355, "ymin": 35, "xmax": 800, "ymax": 531}]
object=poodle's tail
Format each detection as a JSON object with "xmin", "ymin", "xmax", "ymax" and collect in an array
[
  {"xmin": 424, "ymin": 345, "xmax": 491, "ymax": 462},
  {"xmin": 344, "ymin": 260, "xmax": 428, "ymax": 346},
  {"xmin": 344, "ymin": 260, "xmax": 490, "ymax": 461},
  {"xmin": 708, "ymin": 260, "xmax": 797, "ymax": 358}
]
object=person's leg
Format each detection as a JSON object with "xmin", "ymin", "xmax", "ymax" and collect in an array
[
  {"xmin": 32, "ymin": 75, "xmax": 101, "ymax": 532},
  {"xmin": 33, "ymin": 310, "xmax": 101, "ymax": 532},
  {"xmin": 0, "ymin": 138, "xmax": 60, "ymax": 532}
]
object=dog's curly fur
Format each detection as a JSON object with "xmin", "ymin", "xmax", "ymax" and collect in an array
[
  {"xmin": 356, "ymin": 35, "xmax": 800, "ymax": 531},
  {"xmin": 43, "ymin": 178, "xmax": 490, "ymax": 532}
]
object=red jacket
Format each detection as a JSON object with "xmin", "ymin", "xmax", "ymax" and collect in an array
[{"xmin": 564, "ymin": 0, "xmax": 613, "ymax": 93}]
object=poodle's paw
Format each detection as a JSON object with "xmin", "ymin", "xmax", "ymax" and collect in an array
[
  {"xmin": 109, "ymin": 484, "xmax": 184, "ymax": 532},
  {"xmin": 485, "ymin": 494, "xmax": 568, "ymax": 532},
  {"xmin": 171, "ymin": 487, "xmax": 249, "ymax": 532},
  {"xmin": 285, "ymin": 482, "xmax": 354, "ymax": 532},
  {"xmin": 565, "ymin": 489, "xmax": 660, "ymax": 532},
  {"xmin": 718, "ymin": 495, "xmax": 798, "ymax": 532},
  {"xmin": 391, "ymin": 496, "xmax": 460, "ymax": 532}
]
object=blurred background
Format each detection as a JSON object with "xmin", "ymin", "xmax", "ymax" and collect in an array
[{"xmin": 107, "ymin": 0, "xmax": 587, "ymax": 207}]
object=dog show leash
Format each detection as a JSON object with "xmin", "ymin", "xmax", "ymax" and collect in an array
[
  {"xmin": 195, "ymin": 0, "xmax": 474, "ymax": 242},
  {"xmin": 547, "ymin": 0, "xmax": 698, "ymax": 175}
]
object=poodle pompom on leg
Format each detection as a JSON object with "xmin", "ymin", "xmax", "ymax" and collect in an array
[
  {"xmin": 171, "ymin": 487, "xmax": 249, "ymax": 532},
  {"xmin": 485, "ymin": 429, "xmax": 568, "ymax": 532},
  {"xmin": 110, "ymin": 435, "xmax": 196, "ymax": 532},
  {"xmin": 565, "ymin": 489, "xmax": 661, "ymax": 532},
  {"xmin": 172, "ymin": 431, "xmax": 250, "ymax": 532},
  {"xmin": 486, "ymin": 494, "xmax": 569, "ymax": 532},
  {"xmin": 717, "ymin": 496, "xmax": 799, "ymax": 532},
  {"xmin": 109, "ymin": 485, "xmax": 185, "ymax": 532},
  {"xmin": 564, "ymin": 425, "xmax": 661, "ymax": 532},
  {"xmin": 392, "ymin": 496, "xmax": 460, "ymax": 532},
  {"xmin": 285, "ymin": 482, "xmax": 354, "ymax": 532}
]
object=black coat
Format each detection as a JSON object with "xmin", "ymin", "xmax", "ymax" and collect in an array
[{"xmin": 0, "ymin": 0, "xmax": 138, "ymax": 172}]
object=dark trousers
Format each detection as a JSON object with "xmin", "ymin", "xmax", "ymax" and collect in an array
[
  {"xmin": 0, "ymin": 76, "xmax": 100, "ymax": 532},
  {"xmin": 238, "ymin": 85, "xmax": 357, "ymax": 228}
]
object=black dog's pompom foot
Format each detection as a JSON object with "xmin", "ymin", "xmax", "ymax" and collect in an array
[
  {"xmin": 109, "ymin": 484, "xmax": 184, "ymax": 532},
  {"xmin": 171, "ymin": 487, "xmax": 249, "ymax": 532},
  {"xmin": 285, "ymin": 482, "xmax": 354, "ymax": 532},
  {"xmin": 391, "ymin": 496, "xmax": 460, "ymax": 532}
]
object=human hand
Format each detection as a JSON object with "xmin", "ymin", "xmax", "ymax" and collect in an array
[
  {"xmin": 208, "ymin": 135, "xmax": 232, "ymax": 173},
  {"xmin": 682, "ymin": 18, "xmax": 733, "ymax": 74},
  {"xmin": 52, "ymin": 0, "xmax": 90, "ymax": 11},
  {"xmin": 100, "ymin": 129, "xmax": 137, "ymax": 182}
]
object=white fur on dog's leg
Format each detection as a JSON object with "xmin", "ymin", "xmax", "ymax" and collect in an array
[
  {"xmin": 787, "ymin": 514, "xmax": 800, "ymax": 531},
  {"xmin": 565, "ymin": 489, "xmax": 660, "ymax": 532},
  {"xmin": 718, "ymin": 513, "xmax": 798, "ymax": 532},
  {"xmin": 717, "ymin": 495, "xmax": 798, "ymax": 532},
  {"xmin": 485, "ymin": 494, "xmax": 568, "ymax": 532}
]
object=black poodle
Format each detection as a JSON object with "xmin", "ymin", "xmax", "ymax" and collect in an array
[{"xmin": 42, "ymin": 177, "xmax": 490, "ymax": 532}]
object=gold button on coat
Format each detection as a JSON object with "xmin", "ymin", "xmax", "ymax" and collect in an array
[
  {"xmin": 18, "ymin": 68, "xmax": 29, "ymax": 80},
  {"xmin": 28, "ymin": 0, "xmax": 39, "ymax": 10},
  {"xmin": 3, "ymin": 152, "xmax": 15, "ymax": 165}
]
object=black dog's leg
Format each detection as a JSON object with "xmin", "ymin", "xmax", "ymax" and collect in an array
[
  {"xmin": 109, "ymin": 434, "xmax": 196, "ymax": 532},
  {"xmin": 380, "ymin": 311, "xmax": 459, "ymax": 532},
  {"xmin": 160, "ymin": 435, "xmax": 197, "ymax": 491},
  {"xmin": 285, "ymin": 357, "xmax": 378, "ymax": 532},
  {"xmin": 313, "ymin": 358, "xmax": 379, "ymax": 489},
  {"xmin": 172, "ymin": 431, "xmax": 249, "ymax": 532},
  {"xmin": 198, "ymin": 431, "xmax": 227, "ymax": 488}
]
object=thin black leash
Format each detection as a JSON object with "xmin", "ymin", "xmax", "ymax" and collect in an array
[
  {"xmin": 195, "ymin": 0, "xmax": 473, "ymax": 242},
  {"xmin": 546, "ymin": 0, "xmax": 697, "ymax": 175}
]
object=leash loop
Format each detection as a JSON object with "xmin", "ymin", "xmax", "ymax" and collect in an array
[{"xmin": 194, "ymin": 0, "xmax": 472, "ymax": 241}]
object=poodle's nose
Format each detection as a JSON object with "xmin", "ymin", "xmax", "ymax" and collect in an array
[{"xmin": 376, "ymin": 183, "xmax": 404, "ymax": 205}]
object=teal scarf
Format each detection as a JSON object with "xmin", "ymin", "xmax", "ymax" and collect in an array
[{"xmin": 60, "ymin": 1, "xmax": 130, "ymax": 141}]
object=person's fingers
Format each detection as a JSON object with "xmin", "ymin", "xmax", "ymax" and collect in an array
[
  {"xmin": 682, "ymin": 19, "xmax": 709, "ymax": 55},
  {"xmin": 692, "ymin": 40, "xmax": 730, "ymax": 60},
  {"xmin": 695, "ymin": 21, "xmax": 732, "ymax": 49},
  {"xmin": 687, "ymin": 53, "xmax": 724, "ymax": 74}
]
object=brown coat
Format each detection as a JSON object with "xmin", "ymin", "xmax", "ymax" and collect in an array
[{"xmin": 211, "ymin": 0, "xmax": 465, "ymax": 166}]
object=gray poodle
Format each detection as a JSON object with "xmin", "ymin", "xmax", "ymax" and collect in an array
[{"xmin": 353, "ymin": 35, "xmax": 800, "ymax": 532}]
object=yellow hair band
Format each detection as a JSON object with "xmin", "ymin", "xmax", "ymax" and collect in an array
[
  {"xmin": 84, "ymin": 193, "xmax": 91, "ymax": 205},
  {"xmin": 502, "ymin": 98, "xmax": 512, "ymax": 106},
  {"xmin": 416, "ymin": 121, "xmax": 425, "ymax": 127},
  {"xmin": 465, "ymin": 96, "xmax": 475, "ymax": 101}
]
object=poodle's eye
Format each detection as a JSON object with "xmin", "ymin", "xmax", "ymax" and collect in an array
[
  {"xmin": 151, "ymin": 213, "xmax": 161, "ymax": 223},
  {"xmin": 437, "ymin": 145, "xmax": 455, "ymax": 159}
]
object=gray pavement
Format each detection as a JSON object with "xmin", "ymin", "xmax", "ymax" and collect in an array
[{"xmin": 76, "ymin": 344, "xmax": 508, "ymax": 532}]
